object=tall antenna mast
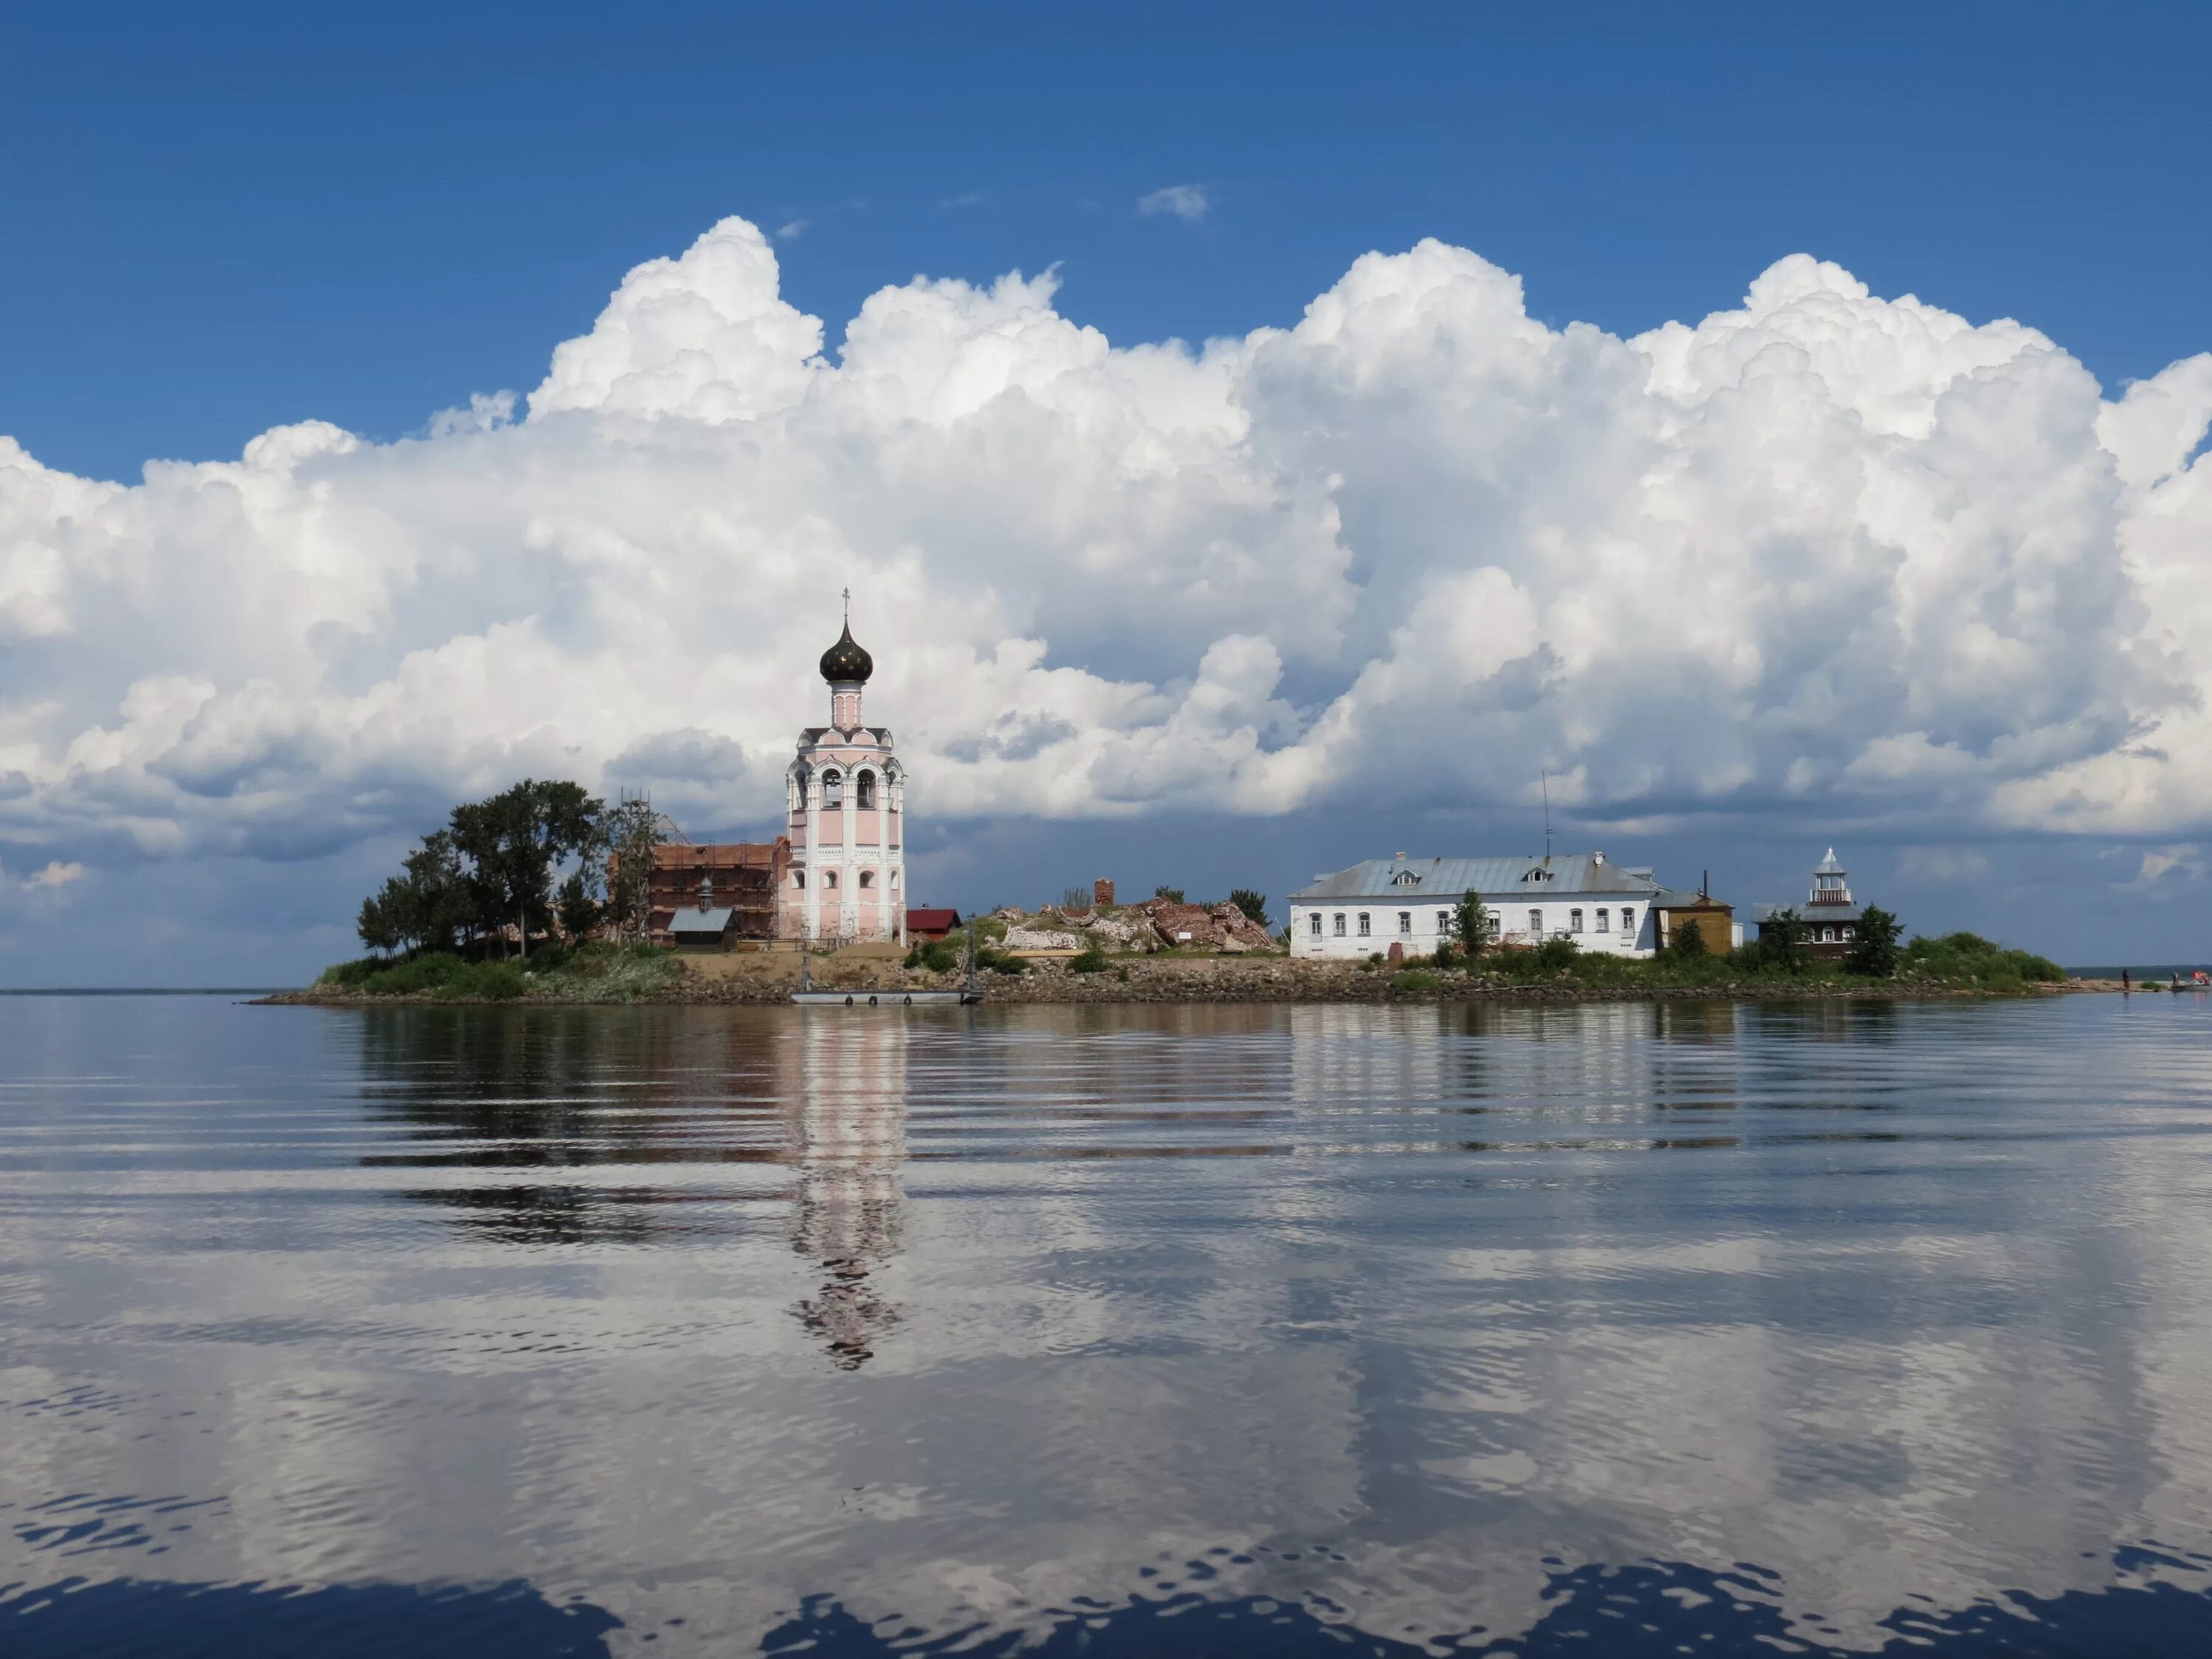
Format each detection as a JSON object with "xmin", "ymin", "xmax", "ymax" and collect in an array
[{"xmin": 1540, "ymin": 770, "xmax": 1553, "ymax": 863}]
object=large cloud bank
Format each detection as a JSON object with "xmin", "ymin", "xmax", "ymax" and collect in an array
[{"xmin": 3, "ymin": 216, "xmax": 2210, "ymax": 869}]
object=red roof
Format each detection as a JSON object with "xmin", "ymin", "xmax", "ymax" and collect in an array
[{"xmin": 905, "ymin": 908, "xmax": 962, "ymax": 932}]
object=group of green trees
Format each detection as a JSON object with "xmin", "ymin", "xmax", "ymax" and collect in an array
[
  {"xmin": 1404, "ymin": 889, "xmax": 2057, "ymax": 986},
  {"xmin": 1734, "ymin": 905, "xmax": 1904, "ymax": 976},
  {"xmin": 355, "ymin": 782, "xmax": 666, "ymax": 960},
  {"xmin": 1413, "ymin": 893, "xmax": 1916, "ymax": 978}
]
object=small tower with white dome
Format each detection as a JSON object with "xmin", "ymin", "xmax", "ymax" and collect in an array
[{"xmin": 779, "ymin": 594, "xmax": 905, "ymax": 945}]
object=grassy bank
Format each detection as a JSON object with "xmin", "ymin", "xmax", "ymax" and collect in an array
[
  {"xmin": 311, "ymin": 942, "xmax": 685, "ymax": 1004},
  {"xmin": 274, "ymin": 928, "xmax": 2073, "ymax": 1009},
  {"xmin": 1387, "ymin": 931, "xmax": 2066, "ymax": 997}
]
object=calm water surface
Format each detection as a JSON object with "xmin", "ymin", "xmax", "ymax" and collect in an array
[{"xmin": 6, "ymin": 994, "xmax": 2212, "ymax": 1655}]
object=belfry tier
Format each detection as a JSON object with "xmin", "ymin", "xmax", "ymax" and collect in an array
[{"xmin": 779, "ymin": 620, "xmax": 906, "ymax": 944}]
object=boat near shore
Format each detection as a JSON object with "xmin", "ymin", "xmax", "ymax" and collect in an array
[
  {"xmin": 791, "ymin": 989, "xmax": 981, "ymax": 1006},
  {"xmin": 793, "ymin": 947, "xmax": 985, "ymax": 1006}
]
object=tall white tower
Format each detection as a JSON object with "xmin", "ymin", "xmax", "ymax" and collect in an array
[{"xmin": 779, "ymin": 598, "xmax": 905, "ymax": 945}]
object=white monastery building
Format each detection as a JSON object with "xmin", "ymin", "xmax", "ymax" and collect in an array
[
  {"xmin": 1289, "ymin": 853, "xmax": 1673, "ymax": 961},
  {"xmin": 777, "ymin": 606, "xmax": 906, "ymax": 945}
]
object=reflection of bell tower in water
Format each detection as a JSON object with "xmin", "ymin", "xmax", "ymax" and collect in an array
[{"xmin": 786, "ymin": 1012, "xmax": 910, "ymax": 1369}]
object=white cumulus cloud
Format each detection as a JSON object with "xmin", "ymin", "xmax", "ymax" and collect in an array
[
  {"xmin": 1, "ymin": 216, "xmax": 2211, "ymax": 885},
  {"xmin": 1137, "ymin": 184, "xmax": 1208, "ymax": 223}
]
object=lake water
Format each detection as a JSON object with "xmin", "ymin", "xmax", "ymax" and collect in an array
[{"xmin": 7, "ymin": 994, "xmax": 2212, "ymax": 1656}]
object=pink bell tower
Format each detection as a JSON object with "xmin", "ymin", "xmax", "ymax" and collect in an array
[{"xmin": 778, "ymin": 592, "xmax": 906, "ymax": 945}]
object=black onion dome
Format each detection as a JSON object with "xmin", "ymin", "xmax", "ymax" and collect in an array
[{"xmin": 819, "ymin": 621, "xmax": 874, "ymax": 684}]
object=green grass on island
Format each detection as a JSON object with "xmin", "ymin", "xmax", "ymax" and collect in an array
[
  {"xmin": 317, "ymin": 941, "xmax": 684, "ymax": 1004},
  {"xmin": 307, "ymin": 928, "xmax": 2065, "ymax": 1004},
  {"xmin": 1371, "ymin": 929, "xmax": 2066, "ymax": 995}
]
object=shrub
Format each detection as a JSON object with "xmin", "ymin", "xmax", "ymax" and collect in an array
[
  {"xmin": 1902, "ymin": 931, "xmax": 2063, "ymax": 987},
  {"xmin": 1368, "ymin": 952, "xmax": 1385, "ymax": 966},
  {"xmin": 1393, "ymin": 968, "xmax": 1439, "ymax": 992},
  {"xmin": 1069, "ymin": 943, "xmax": 1110, "ymax": 974},
  {"xmin": 1154, "ymin": 886, "xmax": 1186, "ymax": 903},
  {"xmin": 1228, "ymin": 888, "xmax": 1269, "ymax": 926},
  {"xmin": 1532, "ymin": 936, "xmax": 1580, "ymax": 973},
  {"xmin": 464, "ymin": 962, "xmax": 529, "ymax": 1001},
  {"xmin": 905, "ymin": 937, "xmax": 962, "ymax": 973},
  {"xmin": 359, "ymin": 952, "xmax": 470, "ymax": 995}
]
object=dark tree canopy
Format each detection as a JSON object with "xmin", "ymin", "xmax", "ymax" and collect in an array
[
  {"xmin": 355, "ymin": 780, "xmax": 625, "ymax": 959},
  {"xmin": 1846, "ymin": 905, "xmax": 1904, "ymax": 977}
]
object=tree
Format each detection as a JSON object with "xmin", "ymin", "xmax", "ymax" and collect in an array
[
  {"xmin": 602, "ymin": 798, "xmax": 666, "ymax": 942},
  {"xmin": 1667, "ymin": 916, "xmax": 1709, "ymax": 959},
  {"xmin": 1758, "ymin": 907, "xmax": 1805, "ymax": 973},
  {"xmin": 1153, "ymin": 885, "xmax": 1186, "ymax": 903},
  {"xmin": 1845, "ymin": 905, "xmax": 1904, "ymax": 977},
  {"xmin": 557, "ymin": 872, "xmax": 603, "ymax": 942},
  {"xmin": 357, "ymin": 891, "xmax": 401, "ymax": 958},
  {"xmin": 356, "ymin": 829, "xmax": 474, "ymax": 957},
  {"xmin": 449, "ymin": 779, "xmax": 603, "ymax": 959},
  {"xmin": 1228, "ymin": 888, "xmax": 1269, "ymax": 926},
  {"xmin": 1453, "ymin": 890, "xmax": 1493, "ymax": 959}
]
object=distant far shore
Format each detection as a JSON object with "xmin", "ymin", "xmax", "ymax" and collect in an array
[{"xmin": 258, "ymin": 950, "xmax": 2107, "ymax": 1009}]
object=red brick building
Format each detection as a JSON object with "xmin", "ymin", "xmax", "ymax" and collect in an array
[{"xmin": 647, "ymin": 839, "xmax": 790, "ymax": 943}]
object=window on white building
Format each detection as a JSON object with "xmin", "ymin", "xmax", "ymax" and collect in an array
[
  {"xmin": 1437, "ymin": 909, "xmax": 1452, "ymax": 932},
  {"xmin": 1398, "ymin": 911, "xmax": 1413, "ymax": 935},
  {"xmin": 1528, "ymin": 908, "xmax": 1543, "ymax": 935},
  {"xmin": 1310, "ymin": 914, "xmax": 1322, "ymax": 936},
  {"xmin": 1357, "ymin": 913, "xmax": 1371, "ymax": 936},
  {"xmin": 1596, "ymin": 908, "xmax": 1609, "ymax": 932},
  {"xmin": 1333, "ymin": 914, "xmax": 1346, "ymax": 936},
  {"xmin": 1486, "ymin": 910, "xmax": 1503, "ymax": 936},
  {"xmin": 1570, "ymin": 908, "xmax": 1585, "ymax": 933},
  {"xmin": 821, "ymin": 769, "xmax": 844, "ymax": 807},
  {"xmin": 1620, "ymin": 908, "xmax": 1635, "ymax": 936}
]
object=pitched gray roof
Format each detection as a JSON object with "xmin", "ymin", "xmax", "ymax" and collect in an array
[
  {"xmin": 1814, "ymin": 847, "xmax": 1846, "ymax": 874},
  {"xmin": 1753, "ymin": 902, "xmax": 1863, "ymax": 925},
  {"xmin": 667, "ymin": 907, "xmax": 735, "ymax": 932},
  {"xmin": 1291, "ymin": 854, "xmax": 1667, "ymax": 902}
]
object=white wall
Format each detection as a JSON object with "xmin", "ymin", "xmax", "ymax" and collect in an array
[{"xmin": 1288, "ymin": 900, "xmax": 1656, "ymax": 961}]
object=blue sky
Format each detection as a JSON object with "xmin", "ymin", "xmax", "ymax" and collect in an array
[
  {"xmin": 2, "ymin": 2, "xmax": 2211, "ymax": 981},
  {"xmin": 7, "ymin": 2, "xmax": 2206, "ymax": 479}
]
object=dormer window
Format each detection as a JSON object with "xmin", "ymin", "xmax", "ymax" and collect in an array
[
  {"xmin": 1391, "ymin": 869, "xmax": 1421, "ymax": 887},
  {"xmin": 1523, "ymin": 867, "xmax": 1551, "ymax": 883}
]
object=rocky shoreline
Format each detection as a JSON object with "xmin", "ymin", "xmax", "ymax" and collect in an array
[{"xmin": 258, "ymin": 953, "xmax": 2088, "ymax": 1009}]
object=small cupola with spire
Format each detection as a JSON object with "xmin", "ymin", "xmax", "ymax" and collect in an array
[
  {"xmin": 819, "ymin": 587, "xmax": 874, "ymax": 730},
  {"xmin": 1808, "ymin": 848, "xmax": 1852, "ymax": 909}
]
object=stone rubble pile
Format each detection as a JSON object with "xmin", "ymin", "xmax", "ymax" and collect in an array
[{"xmin": 992, "ymin": 897, "xmax": 1283, "ymax": 955}]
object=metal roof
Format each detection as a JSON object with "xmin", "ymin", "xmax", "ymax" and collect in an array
[
  {"xmin": 1651, "ymin": 888, "xmax": 1731, "ymax": 910},
  {"xmin": 1814, "ymin": 847, "xmax": 1846, "ymax": 874},
  {"xmin": 667, "ymin": 907, "xmax": 735, "ymax": 932},
  {"xmin": 1290, "ymin": 854, "xmax": 1668, "ymax": 902},
  {"xmin": 1753, "ymin": 902, "xmax": 1863, "ymax": 925}
]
